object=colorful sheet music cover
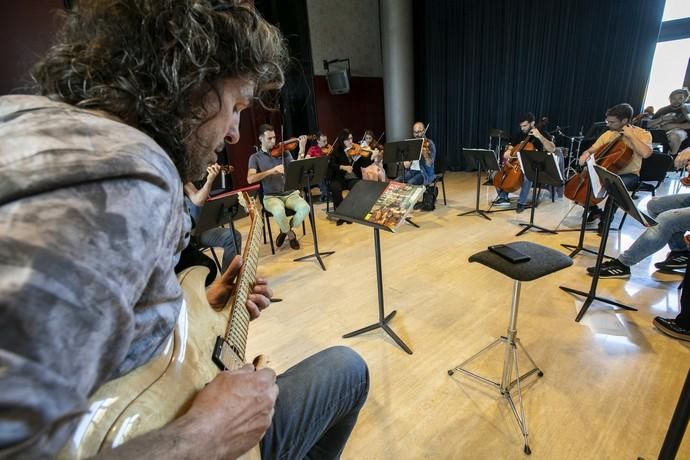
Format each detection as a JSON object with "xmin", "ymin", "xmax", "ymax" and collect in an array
[{"xmin": 363, "ymin": 181, "xmax": 424, "ymax": 231}]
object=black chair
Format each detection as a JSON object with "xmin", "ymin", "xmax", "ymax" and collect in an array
[
  {"xmin": 431, "ymin": 155, "xmax": 447, "ymax": 205},
  {"xmin": 259, "ymin": 185, "xmax": 306, "ymax": 255},
  {"xmin": 618, "ymin": 153, "xmax": 673, "ymax": 230}
]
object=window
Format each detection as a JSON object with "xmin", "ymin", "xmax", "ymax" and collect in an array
[{"xmin": 642, "ymin": 1, "xmax": 690, "ymax": 111}]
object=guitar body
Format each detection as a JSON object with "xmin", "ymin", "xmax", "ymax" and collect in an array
[{"xmin": 58, "ymin": 265, "xmax": 260, "ymax": 460}]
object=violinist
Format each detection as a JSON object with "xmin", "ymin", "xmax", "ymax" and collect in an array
[
  {"xmin": 493, "ymin": 113, "xmax": 555, "ymax": 213},
  {"xmin": 328, "ymin": 129, "xmax": 361, "ymax": 225},
  {"xmin": 247, "ymin": 123, "xmax": 310, "ymax": 250},
  {"xmin": 306, "ymin": 131, "xmax": 328, "ymax": 158},
  {"xmin": 306, "ymin": 131, "xmax": 332, "ymax": 201},
  {"xmin": 578, "ymin": 103, "xmax": 652, "ymax": 229},
  {"xmin": 395, "ymin": 121, "xmax": 436, "ymax": 186},
  {"xmin": 360, "ymin": 129, "xmax": 386, "ymax": 182}
]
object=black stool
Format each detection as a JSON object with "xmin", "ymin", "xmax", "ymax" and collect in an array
[{"xmin": 448, "ymin": 241, "xmax": 572, "ymax": 455}]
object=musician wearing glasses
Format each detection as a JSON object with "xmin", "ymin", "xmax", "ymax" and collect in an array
[
  {"xmin": 577, "ymin": 103, "xmax": 652, "ymax": 229},
  {"xmin": 396, "ymin": 121, "xmax": 436, "ymax": 185}
]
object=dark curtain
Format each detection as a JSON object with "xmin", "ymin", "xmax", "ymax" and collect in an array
[{"xmin": 413, "ymin": 0, "xmax": 665, "ymax": 171}]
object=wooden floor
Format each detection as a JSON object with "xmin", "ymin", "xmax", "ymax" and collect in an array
[{"xmin": 228, "ymin": 172, "xmax": 690, "ymax": 459}]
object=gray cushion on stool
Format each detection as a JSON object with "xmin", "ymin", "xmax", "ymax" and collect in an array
[{"xmin": 469, "ymin": 241, "xmax": 573, "ymax": 281}]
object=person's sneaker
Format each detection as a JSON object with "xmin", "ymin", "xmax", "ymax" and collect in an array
[
  {"xmin": 276, "ymin": 231, "xmax": 287, "ymax": 247},
  {"xmin": 587, "ymin": 258, "xmax": 630, "ymax": 278},
  {"xmin": 654, "ymin": 251, "xmax": 690, "ymax": 271},
  {"xmin": 493, "ymin": 197, "xmax": 510, "ymax": 206},
  {"xmin": 653, "ymin": 317, "xmax": 690, "ymax": 342},
  {"xmin": 586, "ymin": 207, "xmax": 603, "ymax": 223},
  {"xmin": 289, "ymin": 235, "xmax": 300, "ymax": 250},
  {"xmin": 336, "ymin": 219, "xmax": 346, "ymax": 226},
  {"xmin": 516, "ymin": 203, "xmax": 525, "ymax": 214}
]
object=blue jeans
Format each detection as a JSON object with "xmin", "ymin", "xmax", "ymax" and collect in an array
[
  {"xmin": 263, "ymin": 190, "xmax": 311, "ymax": 234},
  {"xmin": 198, "ymin": 227, "xmax": 241, "ymax": 272},
  {"xmin": 261, "ymin": 346, "xmax": 369, "ymax": 459},
  {"xmin": 496, "ymin": 176, "xmax": 533, "ymax": 205},
  {"xmin": 619, "ymin": 193, "xmax": 690, "ymax": 266},
  {"xmin": 396, "ymin": 169, "xmax": 424, "ymax": 185}
]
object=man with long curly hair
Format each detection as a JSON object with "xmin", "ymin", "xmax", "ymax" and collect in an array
[{"xmin": 0, "ymin": 1, "xmax": 368, "ymax": 458}]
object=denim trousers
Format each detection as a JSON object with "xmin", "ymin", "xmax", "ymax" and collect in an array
[
  {"xmin": 497, "ymin": 176, "xmax": 533, "ymax": 205},
  {"xmin": 263, "ymin": 190, "xmax": 311, "ymax": 235},
  {"xmin": 396, "ymin": 169, "xmax": 424, "ymax": 185},
  {"xmin": 261, "ymin": 346, "xmax": 370, "ymax": 459},
  {"xmin": 198, "ymin": 227, "xmax": 242, "ymax": 272},
  {"xmin": 619, "ymin": 193, "xmax": 690, "ymax": 266}
]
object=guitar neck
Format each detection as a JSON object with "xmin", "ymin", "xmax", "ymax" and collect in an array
[{"xmin": 222, "ymin": 195, "xmax": 264, "ymax": 364}]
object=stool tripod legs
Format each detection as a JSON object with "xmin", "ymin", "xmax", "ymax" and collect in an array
[{"xmin": 447, "ymin": 280, "xmax": 541, "ymax": 455}]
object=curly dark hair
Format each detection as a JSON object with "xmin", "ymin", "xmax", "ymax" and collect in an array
[{"xmin": 32, "ymin": 0, "xmax": 288, "ymax": 181}]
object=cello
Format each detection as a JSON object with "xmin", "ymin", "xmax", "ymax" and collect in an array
[
  {"xmin": 563, "ymin": 132, "xmax": 633, "ymax": 206},
  {"xmin": 492, "ymin": 117, "xmax": 549, "ymax": 192}
]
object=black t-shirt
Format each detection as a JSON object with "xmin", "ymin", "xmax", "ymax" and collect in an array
[{"xmin": 510, "ymin": 128, "xmax": 551, "ymax": 151}]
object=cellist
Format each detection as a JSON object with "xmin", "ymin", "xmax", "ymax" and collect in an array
[
  {"xmin": 577, "ymin": 103, "xmax": 652, "ymax": 231},
  {"xmin": 493, "ymin": 113, "xmax": 556, "ymax": 213}
]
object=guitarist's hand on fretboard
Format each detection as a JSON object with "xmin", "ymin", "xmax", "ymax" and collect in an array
[{"xmin": 206, "ymin": 255, "xmax": 273, "ymax": 318}]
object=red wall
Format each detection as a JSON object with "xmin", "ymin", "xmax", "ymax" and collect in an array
[{"xmin": 313, "ymin": 76, "xmax": 386, "ymax": 144}]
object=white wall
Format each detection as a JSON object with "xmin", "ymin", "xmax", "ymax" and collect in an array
[{"xmin": 306, "ymin": 0, "xmax": 383, "ymax": 77}]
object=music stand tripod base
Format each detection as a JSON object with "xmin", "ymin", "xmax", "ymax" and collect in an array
[
  {"xmin": 459, "ymin": 149, "xmax": 500, "ymax": 221},
  {"xmin": 286, "ymin": 158, "xmax": 335, "ymax": 271},
  {"xmin": 342, "ymin": 228, "xmax": 413, "ymax": 354}
]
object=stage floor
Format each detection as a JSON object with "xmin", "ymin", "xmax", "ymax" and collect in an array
[{"xmin": 226, "ymin": 171, "xmax": 690, "ymax": 459}]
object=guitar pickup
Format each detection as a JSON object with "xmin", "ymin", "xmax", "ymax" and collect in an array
[{"xmin": 212, "ymin": 336, "xmax": 242, "ymax": 371}]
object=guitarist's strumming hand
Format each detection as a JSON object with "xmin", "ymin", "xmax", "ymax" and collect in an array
[
  {"xmin": 206, "ymin": 255, "xmax": 273, "ymax": 319},
  {"xmin": 180, "ymin": 364, "xmax": 279, "ymax": 459}
]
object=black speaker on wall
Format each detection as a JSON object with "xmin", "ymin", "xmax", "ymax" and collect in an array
[{"xmin": 254, "ymin": 0, "xmax": 318, "ymax": 136}]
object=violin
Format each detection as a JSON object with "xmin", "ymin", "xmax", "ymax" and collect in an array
[
  {"xmin": 346, "ymin": 143, "xmax": 374, "ymax": 158},
  {"xmin": 320, "ymin": 144, "xmax": 333, "ymax": 155},
  {"xmin": 270, "ymin": 134, "xmax": 316, "ymax": 158},
  {"xmin": 219, "ymin": 164, "xmax": 234, "ymax": 174}
]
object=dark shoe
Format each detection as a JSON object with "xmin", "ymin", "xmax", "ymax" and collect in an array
[
  {"xmin": 654, "ymin": 251, "xmax": 690, "ymax": 270},
  {"xmin": 653, "ymin": 317, "xmax": 690, "ymax": 342},
  {"xmin": 588, "ymin": 258, "xmax": 630, "ymax": 278},
  {"xmin": 289, "ymin": 237, "xmax": 300, "ymax": 250},
  {"xmin": 346, "ymin": 220, "xmax": 353, "ymax": 224},
  {"xmin": 276, "ymin": 232, "xmax": 287, "ymax": 247},
  {"xmin": 336, "ymin": 219, "xmax": 345, "ymax": 226},
  {"xmin": 413, "ymin": 201, "xmax": 424, "ymax": 210},
  {"xmin": 586, "ymin": 208, "xmax": 603, "ymax": 223},
  {"xmin": 493, "ymin": 197, "xmax": 510, "ymax": 206},
  {"xmin": 516, "ymin": 203, "xmax": 525, "ymax": 214}
]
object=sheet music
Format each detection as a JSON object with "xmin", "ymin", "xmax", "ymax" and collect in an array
[{"xmin": 586, "ymin": 156, "xmax": 606, "ymax": 199}]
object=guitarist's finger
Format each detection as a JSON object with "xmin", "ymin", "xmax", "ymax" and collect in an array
[
  {"xmin": 220, "ymin": 255, "xmax": 243, "ymax": 284},
  {"xmin": 251, "ymin": 283, "xmax": 273, "ymax": 301},
  {"xmin": 249, "ymin": 293, "xmax": 271, "ymax": 312},
  {"xmin": 245, "ymin": 300, "xmax": 261, "ymax": 320}
]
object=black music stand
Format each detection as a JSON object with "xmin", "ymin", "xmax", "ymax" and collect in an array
[
  {"xmin": 384, "ymin": 138, "xmax": 425, "ymax": 228},
  {"xmin": 459, "ymin": 148, "xmax": 500, "ymax": 220},
  {"xmin": 330, "ymin": 180, "xmax": 415, "ymax": 354},
  {"xmin": 515, "ymin": 151, "xmax": 563, "ymax": 236},
  {"xmin": 560, "ymin": 166, "xmax": 656, "ymax": 322},
  {"xmin": 285, "ymin": 157, "xmax": 334, "ymax": 271},
  {"xmin": 560, "ymin": 178, "xmax": 611, "ymax": 259}
]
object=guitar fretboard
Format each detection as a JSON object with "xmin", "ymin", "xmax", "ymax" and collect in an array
[{"xmin": 223, "ymin": 195, "xmax": 264, "ymax": 362}]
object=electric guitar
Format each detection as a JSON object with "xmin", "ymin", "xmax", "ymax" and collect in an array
[{"xmin": 58, "ymin": 191, "xmax": 264, "ymax": 459}]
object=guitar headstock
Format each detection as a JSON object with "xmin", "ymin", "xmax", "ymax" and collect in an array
[{"xmin": 237, "ymin": 191, "xmax": 261, "ymax": 220}]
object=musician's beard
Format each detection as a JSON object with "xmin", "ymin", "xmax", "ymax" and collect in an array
[{"xmin": 184, "ymin": 138, "xmax": 221, "ymax": 182}]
